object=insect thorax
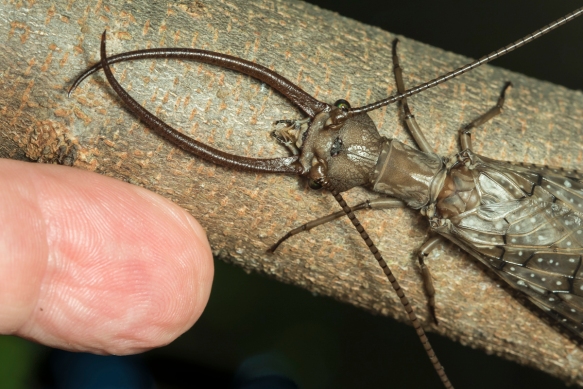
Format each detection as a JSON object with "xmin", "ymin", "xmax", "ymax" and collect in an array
[{"xmin": 372, "ymin": 139, "xmax": 445, "ymax": 209}]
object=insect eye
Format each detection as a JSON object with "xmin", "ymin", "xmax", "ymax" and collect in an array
[
  {"xmin": 308, "ymin": 180, "xmax": 322, "ymax": 190},
  {"xmin": 334, "ymin": 99, "xmax": 351, "ymax": 111}
]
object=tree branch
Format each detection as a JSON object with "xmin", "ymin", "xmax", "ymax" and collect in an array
[{"xmin": 1, "ymin": 0, "xmax": 583, "ymax": 385}]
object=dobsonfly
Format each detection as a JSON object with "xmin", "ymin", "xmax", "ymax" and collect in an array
[{"xmin": 67, "ymin": 7, "xmax": 583, "ymax": 388}]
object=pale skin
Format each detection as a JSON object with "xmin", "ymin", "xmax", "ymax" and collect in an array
[{"xmin": 0, "ymin": 158, "xmax": 214, "ymax": 355}]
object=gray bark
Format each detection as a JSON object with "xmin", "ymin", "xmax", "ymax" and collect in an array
[{"xmin": 1, "ymin": 0, "xmax": 583, "ymax": 385}]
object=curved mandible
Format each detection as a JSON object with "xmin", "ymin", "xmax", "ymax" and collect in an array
[
  {"xmin": 71, "ymin": 41, "xmax": 329, "ymax": 118},
  {"xmin": 98, "ymin": 31, "xmax": 304, "ymax": 175}
]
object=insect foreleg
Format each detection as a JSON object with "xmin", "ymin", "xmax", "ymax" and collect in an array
[
  {"xmin": 417, "ymin": 236, "xmax": 444, "ymax": 325},
  {"xmin": 393, "ymin": 39, "xmax": 448, "ymax": 326},
  {"xmin": 392, "ymin": 39, "xmax": 434, "ymax": 154},
  {"xmin": 268, "ymin": 198, "xmax": 405, "ymax": 252},
  {"xmin": 458, "ymin": 82, "xmax": 513, "ymax": 151}
]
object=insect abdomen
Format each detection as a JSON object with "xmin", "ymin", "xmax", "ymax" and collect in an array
[{"xmin": 432, "ymin": 151, "xmax": 583, "ymax": 340}]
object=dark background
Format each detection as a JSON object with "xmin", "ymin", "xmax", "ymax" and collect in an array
[
  {"xmin": 306, "ymin": 0, "xmax": 583, "ymax": 91},
  {"xmin": 3, "ymin": 1, "xmax": 582, "ymax": 389}
]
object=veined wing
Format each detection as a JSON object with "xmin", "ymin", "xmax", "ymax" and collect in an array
[
  {"xmin": 441, "ymin": 154, "xmax": 583, "ymax": 342},
  {"xmin": 499, "ymin": 159, "xmax": 583, "ymax": 182}
]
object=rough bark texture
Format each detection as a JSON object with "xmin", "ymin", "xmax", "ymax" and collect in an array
[{"xmin": 2, "ymin": 0, "xmax": 583, "ymax": 385}]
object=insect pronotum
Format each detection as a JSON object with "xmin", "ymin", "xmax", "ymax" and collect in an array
[{"xmin": 68, "ymin": 6, "xmax": 583, "ymax": 388}]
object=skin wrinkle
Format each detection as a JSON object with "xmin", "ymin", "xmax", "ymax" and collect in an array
[
  {"xmin": 130, "ymin": 190, "xmax": 214, "ymax": 320},
  {"xmin": 0, "ymin": 159, "xmax": 213, "ymax": 354},
  {"xmin": 0, "ymin": 169, "xmax": 47, "ymax": 333}
]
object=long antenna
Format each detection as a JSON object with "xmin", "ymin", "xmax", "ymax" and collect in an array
[
  {"xmin": 326, "ymin": 186, "xmax": 454, "ymax": 388},
  {"xmin": 350, "ymin": 7, "xmax": 583, "ymax": 115}
]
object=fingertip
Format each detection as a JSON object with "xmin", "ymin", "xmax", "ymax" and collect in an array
[
  {"xmin": 124, "ymin": 185, "xmax": 215, "ymax": 346},
  {"xmin": 0, "ymin": 159, "xmax": 214, "ymax": 353}
]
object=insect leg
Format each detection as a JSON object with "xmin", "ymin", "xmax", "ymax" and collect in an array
[
  {"xmin": 328, "ymin": 188, "xmax": 453, "ymax": 389},
  {"xmin": 268, "ymin": 198, "xmax": 404, "ymax": 252},
  {"xmin": 392, "ymin": 39, "xmax": 434, "ymax": 153},
  {"xmin": 417, "ymin": 236, "xmax": 443, "ymax": 325},
  {"xmin": 458, "ymin": 82, "xmax": 512, "ymax": 151}
]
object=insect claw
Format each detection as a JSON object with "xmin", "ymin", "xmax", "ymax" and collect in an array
[{"xmin": 267, "ymin": 234, "xmax": 289, "ymax": 253}]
